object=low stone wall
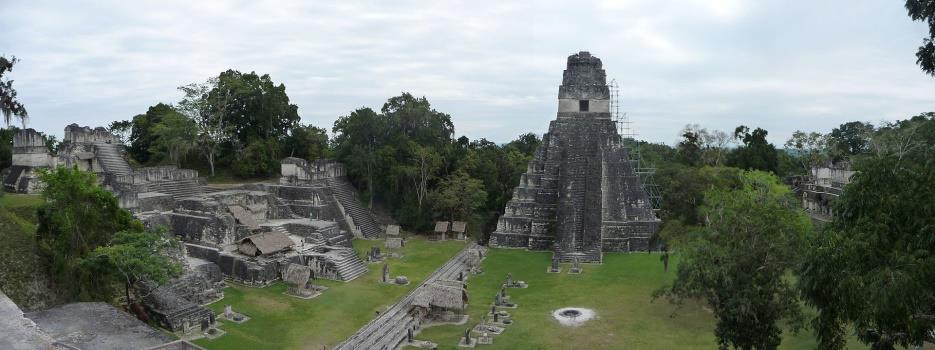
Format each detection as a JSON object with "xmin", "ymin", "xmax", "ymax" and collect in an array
[{"xmin": 116, "ymin": 166, "xmax": 200, "ymax": 185}]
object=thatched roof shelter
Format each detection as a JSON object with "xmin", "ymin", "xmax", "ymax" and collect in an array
[
  {"xmin": 434, "ymin": 221, "xmax": 450, "ymax": 233},
  {"xmin": 283, "ymin": 263, "xmax": 311, "ymax": 287},
  {"xmin": 238, "ymin": 232, "xmax": 294, "ymax": 256},
  {"xmin": 450, "ymin": 221, "xmax": 467, "ymax": 233},
  {"xmin": 385, "ymin": 225, "xmax": 400, "ymax": 236},
  {"xmin": 413, "ymin": 279, "xmax": 467, "ymax": 311}
]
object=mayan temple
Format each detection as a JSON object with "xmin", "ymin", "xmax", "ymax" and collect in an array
[{"xmin": 489, "ymin": 51, "xmax": 660, "ymax": 263}]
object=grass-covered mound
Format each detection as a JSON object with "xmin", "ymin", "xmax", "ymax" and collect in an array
[
  {"xmin": 194, "ymin": 237, "xmax": 465, "ymax": 349},
  {"xmin": 0, "ymin": 194, "xmax": 58, "ymax": 310},
  {"xmin": 417, "ymin": 249, "xmax": 868, "ymax": 350}
]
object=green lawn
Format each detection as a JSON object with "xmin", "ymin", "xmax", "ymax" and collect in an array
[
  {"xmin": 417, "ymin": 249, "xmax": 869, "ymax": 350},
  {"xmin": 194, "ymin": 237, "xmax": 466, "ymax": 350}
]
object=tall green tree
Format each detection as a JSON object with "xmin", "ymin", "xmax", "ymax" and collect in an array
[
  {"xmin": 728, "ymin": 126, "xmax": 779, "ymax": 174},
  {"xmin": 905, "ymin": 0, "xmax": 935, "ymax": 76},
  {"xmin": 107, "ymin": 120, "xmax": 132, "ymax": 145},
  {"xmin": 677, "ymin": 124, "xmax": 705, "ymax": 166},
  {"xmin": 283, "ymin": 124, "xmax": 330, "ymax": 161},
  {"xmin": 213, "ymin": 70, "xmax": 299, "ymax": 144},
  {"xmin": 129, "ymin": 103, "xmax": 177, "ymax": 164},
  {"xmin": 0, "ymin": 56, "xmax": 28, "ymax": 127},
  {"xmin": 36, "ymin": 167, "xmax": 142, "ymax": 300},
  {"xmin": 799, "ymin": 114, "xmax": 935, "ymax": 349},
  {"xmin": 655, "ymin": 170, "xmax": 809, "ymax": 350},
  {"xmin": 784, "ymin": 130, "xmax": 829, "ymax": 175},
  {"xmin": 178, "ymin": 78, "xmax": 233, "ymax": 176},
  {"xmin": 333, "ymin": 107, "xmax": 385, "ymax": 208},
  {"xmin": 151, "ymin": 112, "xmax": 197, "ymax": 166},
  {"xmin": 827, "ymin": 121, "xmax": 874, "ymax": 160},
  {"xmin": 432, "ymin": 170, "xmax": 487, "ymax": 222}
]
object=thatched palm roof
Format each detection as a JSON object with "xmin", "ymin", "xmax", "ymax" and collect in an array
[
  {"xmin": 434, "ymin": 221, "xmax": 450, "ymax": 233},
  {"xmin": 450, "ymin": 221, "xmax": 467, "ymax": 233},
  {"xmin": 413, "ymin": 279, "xmax": 467, "ymax": 310},
  {"xmin": 283, "ymin": 263, "xmax": 311, "ymax": 286},
  {"xmin": 238, "ymin": 231, "xmax": 294, "ymax": 256}
]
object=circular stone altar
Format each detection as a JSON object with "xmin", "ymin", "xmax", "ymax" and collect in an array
[{"xmin": 552, "ymin": 307, "xmax": 595, "ymax": 327}]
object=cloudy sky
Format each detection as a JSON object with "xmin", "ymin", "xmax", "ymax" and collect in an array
[{"xmin": 2, "ymin": 0, "xmax": 934, "ymax": 145}]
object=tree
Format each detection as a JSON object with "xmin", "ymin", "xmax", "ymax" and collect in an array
[
  {"xmin": 36, "ymin": 167, "xmax": 142, "ymax": 300},
  {"xmin": 283, "ymin": 124, "xmax": 330, "ymax": 161},
  {"xmin": 406, "ymin": 143, "xmax": 441, "ymax": 211},
  {"xmin": 827, "ymin": 121, "xmax": 874, "ymax": 160},
  {"xmin": 0, "ymin": 56, "xmax": 28, "ymax": 127},
  {"xmin": 178, "ymin": 78, "xmax": 233, "ymax": 176},
  {"xmin": 0, "ymin": 126, "xmax": 18, "ymax": 171},
  {"xmin": 784, "ymin": 130, "xmax": 828, "ymax": 175},
  {"xmin": 677, "ymin": 124, "xmax": 705, "ymax": 166},
  {"xmin": 728, "ymin": 126, "xmax": 779, "ymax": 174},
  {"xmin": 799, "ymin": 114, "xmax": 935, "ymax": 349},
  {"xmin": 129, "ymin": 103, "xmax": 177, "ymax": 164},
  {"xmin": 381, "ymin": 93, "xmax": 454, "ymax": 150},
  {"xmin": 905, "ymin": 0, "xmax": 935, "ymax": 76},
  {"xmin": 84, "ymin": 229, "xmax": 182, "ymax": 305},
  {"xmin": 107, "ymin": 120, "xmax": 132, "ymax": 145},
  {"xmin": 213, "ymin": 70, "xmax": 299, "ymax": 144},
  {"xmin": 505, "ymin": 132, "xmax": 541, "ymax": 155},
  {"xmin": 44, "ymin": 135, "xmax": 59, "ymax": 155},
  {"xmin": 232, "ymin": 138, "xmax": 281, "ymax": 178},
  {"xmin": 432, "ymin": 170, "xmax": 487, "ymax": 222},
  {"xmin": 701, "ymin": 129, "xmax": 732, "ymax": 166},
  {"xmin": 333, "ymin": 107, "xmax": 385, "ymax": 208},
  {"xmin": 151, "ymin": 112, "xmax": 196, "ymax": 166},
  {"xmin": 655, "ymin": 170, "xmax": 809, "ymax": 350}
]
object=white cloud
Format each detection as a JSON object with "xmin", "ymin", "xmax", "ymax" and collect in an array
[{"xmin": 0, "ymin": 0, "xmax": 932, "ymax": 145}]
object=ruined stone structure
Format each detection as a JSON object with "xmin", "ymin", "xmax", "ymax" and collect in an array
[
  {"xmin": 799, "ymin": 161, "xmax": 855, "ymax": 222},
  {"xmin": 2, "ymin": 125, "xmax": 203, "ymax": 210},
  {"xmin": 489, "ymin": 52, "xmax": 659, "ymax": 263},
  {"xmin": 280, "ymin": 157, "xmax": 384, "ymax": 238}
]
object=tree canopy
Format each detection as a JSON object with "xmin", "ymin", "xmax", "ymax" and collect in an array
[
  {"xmin": 0, "ymin": 56, "xmax": 28, "ymax": 127},
  {"xmin": 656, "ymin": 169, "xmax": 810, "ymax": 350},
  {"xmin": 905, "ymin": 0, "xmax": 935, "ymax": 76},
  {"xmin": 799, "ymin": 114, "xmax": 935, "ymax": 349},
  {"xmin": 36, "ymin": 167, "xmax": 143, "ymax": 300}
]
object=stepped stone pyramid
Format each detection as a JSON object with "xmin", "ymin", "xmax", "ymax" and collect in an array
[{"xmin": 489, "ymin": 51, "xmax": 660, "ymax": 263}]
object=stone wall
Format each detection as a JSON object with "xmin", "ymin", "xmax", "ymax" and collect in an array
[
  {"xmin": 63, "ymin": 123, "xmax": 119, "ymax": 144},
  {"xmin": 11, "ymin": 128, "xmax": 51, "ymax": 167}
]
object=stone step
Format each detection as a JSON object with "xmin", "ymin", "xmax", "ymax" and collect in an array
[{"xmin": 325, "ymin": 177, "xmax": 383, "ymax": 239}]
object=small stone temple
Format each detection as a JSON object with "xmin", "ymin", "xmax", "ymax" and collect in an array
[
  {"xmin": 798, "ymin": 161, "xmax": 855, "ymax": 222},
  {"xmin": 489, "ymin": 51, "xmax": 660, "ymax": 263}
]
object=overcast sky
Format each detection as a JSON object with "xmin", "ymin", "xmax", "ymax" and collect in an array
[{"xmin": 3, "ymin": 0, "xmax": 934, "ymax": 145}]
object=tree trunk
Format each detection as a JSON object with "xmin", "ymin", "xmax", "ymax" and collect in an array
[{"xmin": 209, "ymin": 151, "xmax": 215, "ymax": 177}]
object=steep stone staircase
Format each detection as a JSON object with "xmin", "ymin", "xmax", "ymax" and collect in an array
[
  {"xmin": 92, "ymin": 142, "xmax": 132, "ymax": 175},
  {"xmin": 330, "ymin": 248, "xmax": 368, "ymax": 281},
  {"xmin": 325, "ymin": 177, "xmax": 383, "ymax": 239}
]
